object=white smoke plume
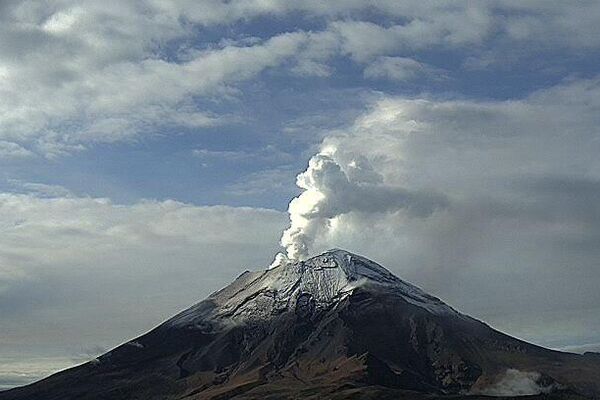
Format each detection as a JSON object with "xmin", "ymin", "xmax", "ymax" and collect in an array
[
  {"xmin": 474, "ymin": 369, "xmax": 558, "ymax": 396},
  {"xmin": 272, "ymin": 145, "xmax": 448, "ymax": 265}
]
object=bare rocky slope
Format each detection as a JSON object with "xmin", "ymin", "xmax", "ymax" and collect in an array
[{"xmin": 2, "ymin": 249, "xmax": 599, "ymax": 400}]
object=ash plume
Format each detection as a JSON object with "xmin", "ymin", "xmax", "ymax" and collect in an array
[{"xmin": 273, "ymin": 145, "xmax": 448, "ymax": 264}]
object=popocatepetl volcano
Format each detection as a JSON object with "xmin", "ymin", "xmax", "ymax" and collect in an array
[{"xmin": 2, "ymin": 249, "xmax": 599, "ymax": 399}]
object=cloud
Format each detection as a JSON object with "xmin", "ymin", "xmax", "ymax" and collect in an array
[
  {"xmin": 192, "ymin": 149, "xmax": 252, "ymax": 163},
  {"xmin": 227, "ymin": 166, "xmax": 298, "ymax": 197},
  {"xmin": 2, "ymin": 2, "xmax": 600, "ymax": 157},
  {"xmin": 0, "ymin": 141, "xmax": 34, "ymax": 159},
  {"xmin": 290, "ymin": 60, "xmax": 333, "ymax": 77},
  {"xmin": 6, "ymin": 179, "xmax": 74, "ymax": 198},
  {"xmin": 331, "ymin": 11, "xmax": 492, "ymax": 63},
  {"xmin": 0, "ymin": 193, "xmax": 285, "ymax": 278},
  {"xmin": 192, "ymin": 145, "xmax": 293, "ymax": 166},
  {"xmin": 558, "ymin": 342, "xmax": 600, "ymax": 354},
  {"xmin": 363, "ymin": 56, "xmax": 445, "ymax": 82},
  {"xmin": 0, "ymin": 343, "xmax": 109, "ymax": 388},
  {"xmin": 0, "ymin": 24, "xmax": 307, "ymax": 155},
  {"xmin": 0, "ymin": 357, "xmax": 76, "ymax": 391}
]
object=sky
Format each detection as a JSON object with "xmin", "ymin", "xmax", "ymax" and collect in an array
[{"xmin": 1, "ymin": 0, "xmax": 600, "ymax": 390}]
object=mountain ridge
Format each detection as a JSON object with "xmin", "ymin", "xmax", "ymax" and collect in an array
[{"xmin": 165, "ymin": 249, "xmax": 458, "ymax": 331}]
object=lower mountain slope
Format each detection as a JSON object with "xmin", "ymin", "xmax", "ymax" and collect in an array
[{"xmin": 2, "ymin": 249, "xmax": 599, "ymax": 400}]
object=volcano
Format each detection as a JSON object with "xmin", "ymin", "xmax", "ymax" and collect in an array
[{"xmin": 2, "ymin": 249, "xmax": 599, "ymax": 399}]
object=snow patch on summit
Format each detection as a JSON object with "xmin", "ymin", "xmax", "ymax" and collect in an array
[
  {"xmin": 266, "ymin": 249, "xmax": 398, "ymax": 303},
  {"xmin": 165, "ymin": 249, "xmax": 458, "ymax": 329}
]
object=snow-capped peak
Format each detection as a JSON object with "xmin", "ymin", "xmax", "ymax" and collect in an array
[
  {"xmin": 265, "ymin": 249, "xmax": 400, "ymax": 302},
  {"xmin": 165, "ymin": 249, "xmax": 457, "ymax": 329}
]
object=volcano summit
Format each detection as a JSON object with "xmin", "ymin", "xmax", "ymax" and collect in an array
[{"xmin": 2, "ymin": 249, "xmax": 599, "ymax": 399}]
